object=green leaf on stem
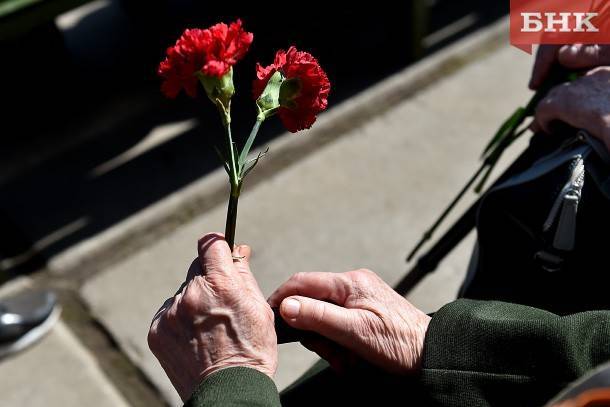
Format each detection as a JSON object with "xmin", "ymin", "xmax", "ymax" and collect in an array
[
  {"xmin": 241, "ymin": 147, "xmax": 269, "ymax": 179},
  {"xmin": 212, "ymin": 144, "xmax": 231, "ymax": 174}
]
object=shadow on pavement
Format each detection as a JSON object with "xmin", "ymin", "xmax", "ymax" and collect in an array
[{"xmin": 0, "ymin": 3, "xmax": 507, "ymax": 277}]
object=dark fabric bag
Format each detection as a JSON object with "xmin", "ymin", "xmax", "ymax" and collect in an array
[{"xmin": 462, "ymin": 131, "xmax": 610, "ymax": 315}]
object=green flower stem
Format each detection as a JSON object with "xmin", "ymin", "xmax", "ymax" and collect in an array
[
  {"xmin": 223, "ymin": 121, "xmax": 240, "ymax": 251},
  {"xmin": 224, "ymin": 182, "xmax": 242, "ymax": 251},
  {"xmin": 474, "ymin": 126, "xmax": 529, "ymax": 193},
  {"xmin": 225, "ymin": 123, "xmax": 239, "ymax": 187},
  {"xmin": 223, "ymin": 117, "xmax": 268, "ymax": 252},
  {"xmin": 239, "ymin": 118, "xmax": 264, "ymax": 171}
]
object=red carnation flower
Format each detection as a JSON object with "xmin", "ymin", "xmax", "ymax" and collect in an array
[
  {"xmin": 253, "ymin": 46, "xmax": 330, "ymax": 132},
  {"xmin": 158, "ymin": 20, "xmax": 253, "ymax": 99}
]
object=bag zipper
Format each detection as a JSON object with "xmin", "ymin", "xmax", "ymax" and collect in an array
[{"xmin": 542, "ymin": 156, "xmax": 585, "ymax": 251}]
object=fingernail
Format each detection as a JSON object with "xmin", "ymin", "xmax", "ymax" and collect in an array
[{"xmin": 281, "ymin": 298, "xmax": 301, "ymax": 319}]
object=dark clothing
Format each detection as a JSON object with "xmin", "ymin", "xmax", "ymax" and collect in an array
[{"xmin": 185, "ymin": 299, "xmax": 610, "ymax": 406}]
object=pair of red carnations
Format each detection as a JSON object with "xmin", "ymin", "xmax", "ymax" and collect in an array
[
  {"xmin": 157, "ymin": 19, "xmax": 330, "ymax": 251},
  {"xmin": 157, "ymin": 19, "xmax": 330, "ymax": 133}
]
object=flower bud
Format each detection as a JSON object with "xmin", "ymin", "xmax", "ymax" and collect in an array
[
  {"xmin": 198, "ymin": 68, "xmax": 235, "ymax": 109},
  {"xmin": 255, "ymin": 71, "xmax": 284, "ymax": 120}
]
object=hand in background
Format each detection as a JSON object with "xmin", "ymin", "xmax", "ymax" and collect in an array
[
  {"xmin": 268, "ymin": 269, "xmax": 430, "ymax": 374},
  {"xmin": 148, "ymin": 233, "xmax": 277, "ymax": 401},
  {"xmin": 534, "ymin": 67, "xmax": 610, "ymax": 152},
  {"xmin": 530, "ymin": 44, "xmax": 610, "ymax": 90}
]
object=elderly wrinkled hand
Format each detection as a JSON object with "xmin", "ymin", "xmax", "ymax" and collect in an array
[
  {"xmin": 147, "ymin": 233, "xmax": 277, "ymax": 401},
  {"xmin": 529, "ymin": 44, "xmax": 610, "ymax": 90},
  {"xmin": 268, "ymin": 269, "xmax": 430, "ymax": 374},
  {"xmin": 534, "ymin": 67, "xmax": 610, "ymax": 151}
]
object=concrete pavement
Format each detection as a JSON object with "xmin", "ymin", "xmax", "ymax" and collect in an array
[{"xmin": 0, "ymin": 278, "xmax": 129, "ymax": 407}]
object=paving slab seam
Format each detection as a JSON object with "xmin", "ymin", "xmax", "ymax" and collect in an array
[
  {"xmin": 48, "ymin": 18, "xmax": 510, "ymax": 282},
  {"xmin": 29, "ymin": 272, "xmax": 169, "ymax": 407}
]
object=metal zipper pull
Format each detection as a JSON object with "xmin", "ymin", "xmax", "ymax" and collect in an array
[
  {"xmin": 543, "ymin": 156, "xmax": 585, "ymax": 232},
  {"xmin": 546, "ymin": 157, "xmax": 585, "ymax": 251},
  {"xmin": 537, "ymin": 155, "xmax": 585, "ymax": 271},
  {"xmin": 553, "ymin": 192, "xmax": 580, "ymax": 251}
]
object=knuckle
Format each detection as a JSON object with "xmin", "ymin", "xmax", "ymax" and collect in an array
[
  {"xmin": 180, "ymin": 284, "xmax": 200, "ymax": 314},
  {"xmin": 350, "ymin": 268, "xmax": 379, "ymax": 285},
  {"xmin": 588, "ymin": 66, "xmax": 610, "ymax": 80},
  {"xmin": 346, "ymin": 269, "xmax": 383, "ymax": 300},
  {"xmin": 357, "ymin": 268, "xmax": 377, "ymax": 278},
  {"xmin": 163, "ymin": 301, "xmax": 180, "ymax": 330},
  {"xmin": 599, "ymin": 46, "xmax": 610, "ymax": 64},
  {"xmin": 290, "ymin": 272, "xmax": 308, "ymax": 285},
  {"xmin": 147, "ymin": 326, "xmax": 160, "ymax": 351},
  {"xmin": 534, "ymin": 103, "xmax": 547, "ymax": 118},
  {"xmin": 550, "ymin": 84, "xmax": 568, "ymax": 98},
  {"xmin": 203, "ymin": 275, "xmax": 239, "ymax": 303}
]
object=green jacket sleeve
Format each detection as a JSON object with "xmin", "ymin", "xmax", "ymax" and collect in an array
[
  {"xmin": 184, "ymin": 367, "xmax": 281, "ymax": 407},
  {"xmin": 421, "ymin": 299, "xmax": 610, "ymax": 407}
]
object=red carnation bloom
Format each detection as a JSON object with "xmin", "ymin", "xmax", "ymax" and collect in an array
[
  {"xmin": 158, "ymin": 20, "xmax": 253, "ymax": 98},
  {"xmin": 202, "ymin": 20, "xmax": 253, "ymax": 77},
  {"xmin": 253, "ymin": 46, "xmax": 330, "ymax": 132}
]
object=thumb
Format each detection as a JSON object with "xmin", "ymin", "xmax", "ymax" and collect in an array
[
  {"xmin": 280, "ymin": 296, "xmax": 359, "ymax": 348},
  {"xmin": 557, "ymin": 44, "xmax": 610, "ymax": 70}
]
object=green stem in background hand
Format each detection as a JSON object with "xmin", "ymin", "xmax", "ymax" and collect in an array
[
  {"xmin": 407, "ymin": 67, "xmax": 576, "ymax": 262},
  {"xmin": 474, "ymin": 126, "xmax": 529, "ymax": 193}
]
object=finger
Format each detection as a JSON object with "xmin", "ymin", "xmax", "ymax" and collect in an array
[
  {"xmin": 535, "ymin": 97, "xmax": 558, "ymax": 135},
  {"xmin": 186, "ymin": 258, "xmax": 201, "ymax": 281},
  {"xmin": 268, "ymin": 272, "xmax": 350, "ymax": 307},
  {"xmin": 534, "ymin": 84, "xmax": 571, "ymax": 134},
  {"xmin": 279, "ymin": 296, "xmax": 359, "ymax": 349},
  {"xmin": 232, "ymin": 244, "xmax": 265, "ymax": 296},
  {"xmin": 151, "ymin": 296, "xmax": 175, "ymax": 325},
  {"xmin": 301, "ymin": 336, "xmax": 350, "ymax": 373},
  {"xmin": 530, "ymin": 45, "xmax": 561, "ymax": 90},
  {"xmin": 197, "ymin": 233, "xmax": 234, "ymax": 276},
  {"xmin": 529, "ymin": 119, "xmax": 542, "ymax": 134},
  {"xmin": 233, "ymin": 244, "xmax": 252, "ymax": 274},
  {"xmin": 557, "ymin": 44, "xmax": 610, "ymax": 70}
]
